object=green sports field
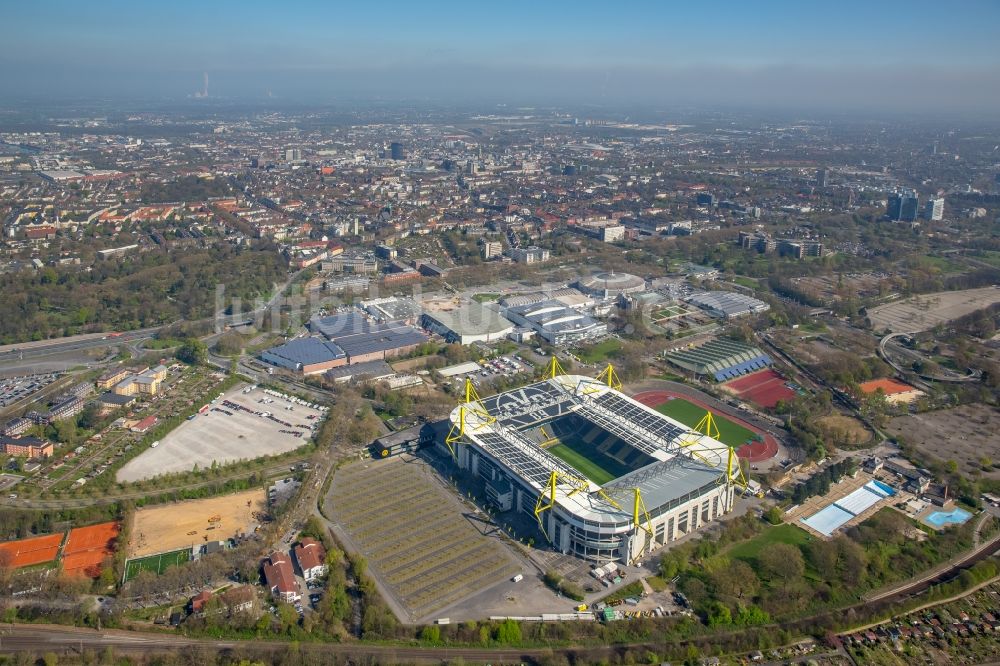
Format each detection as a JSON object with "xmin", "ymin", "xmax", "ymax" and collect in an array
[
  {"xmin": 655, "ymin": 398, "xmax": 758, "ymax": 447},
  {"xmin": 547, "ymin": 439, "xmax": 633, "ymax": 485},
  {"xmin": 123, "ymin": 548, "xmax": 190, "ymax": 582}
]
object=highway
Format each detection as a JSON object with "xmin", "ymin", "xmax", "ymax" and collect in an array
[{"xmin": 0, "ymin": 328, "xmax": 159, "ymax": 361}]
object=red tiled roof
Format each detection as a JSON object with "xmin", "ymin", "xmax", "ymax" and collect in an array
[
  {"xmin": 263, "ymin": 552, "xmax": 296, "ymax": 594},
  {"xmin": 293, "ymin": 538, "xmax": 326, "ymax": 572}
]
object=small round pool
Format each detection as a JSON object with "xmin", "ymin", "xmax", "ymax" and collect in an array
[{"xmin": 925, "ymin": 507, "xmax": 973, "ymax": 527}]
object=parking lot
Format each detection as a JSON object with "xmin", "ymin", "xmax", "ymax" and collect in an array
[
  {"xmin": 450, "ymin": 354, "xmax": 532, "ymax": 389},
  {"xmin": 116, "ymin": 384, "xmax": 325, "ymax": 482},
  {"xmin": 0, "ymin": 373, "xmax": 58, "ymax": 408}
]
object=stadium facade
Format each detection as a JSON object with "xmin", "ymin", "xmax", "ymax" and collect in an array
[{"xmin": 445, "ymin": 374, "xmax": 739, "ymax": 564}]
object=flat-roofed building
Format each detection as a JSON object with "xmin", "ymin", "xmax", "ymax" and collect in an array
[
  {"xmin": 309, "ymin": 312, "xmax": 428, "ymax": 364},
  {"xmin": 261, "ymin": 338, "xmax": 347, "ymax": 375},
  {"xmin": 685, "ymin": 291, "xmax": 770, "ymax": 320},
  {"xmin": 421, "ymin": 302, "xmax": 514, "ymax": 344}
]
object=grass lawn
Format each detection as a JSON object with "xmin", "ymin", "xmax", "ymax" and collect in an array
[
  {"xmin": 472, "ymin": 293, "xmax": 501, "ymax": 303},
  {"xmin": 574, "ymin": 338, "xmax": 623, "ymax": 364},
  {"xmin": 547, "ymin": 440, "xmax": 630, "ymax": 485},
  {"xmin": 726, "ymin": 523, "xmax": 813, "ymax": 561},
  {"xmin": 655, "ymin": 397, "xmax": 758, "ymax": 447},
  {"xmin": 730, "ymin": 276, "xmax": 759, "ymax": 289}
]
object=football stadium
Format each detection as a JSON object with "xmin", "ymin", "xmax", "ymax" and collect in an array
[{"xmin": 445, "ymin": 363, "xmax": 745, "ymax": 564}]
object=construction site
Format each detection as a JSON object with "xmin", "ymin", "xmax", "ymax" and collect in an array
[
  {"xmin": 128, "ymin": 489, "xmax": 266, "ymax": 560},
  {"xmin": 442, "ymin": 361, "xmax": 749, "ymax": 564}
]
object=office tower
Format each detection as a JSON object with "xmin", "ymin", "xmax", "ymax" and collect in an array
[
  {"xmin": 816, "ymin": 168, "xmax": 828, "ymax": 187},
  {"xmin": 923, "ymin": 197, "xmax": 944, "ymax": 221},
  {"xmin": 887, "ymin": 190, "xmax": 918, "ymax": 222},
  {"xmin": 285, "ymin": 148, "xmax": 302, "ymax": 162},
  {"xmin": 696, "ymin": 192, "xmax": 716, "ymax": 207},
  {"xmin": 390, "ymin": 142, "xmax": 405, "ymax": 160}
]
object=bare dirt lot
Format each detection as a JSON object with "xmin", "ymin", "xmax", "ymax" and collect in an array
[
  {"xmin": 791, "ymin": 272, "xmax": 895, "ymax": 303},
  {"xmin": 867, "ymin": 286, "xmax": 1000, "ymax": 334},
  {"xmin": 117, "ymin": 384, "xmax": 322, "ymax": 482},
  {"xmin": 129, "ymin": 489, "xmax": 266, "ymax": 558},
  {"xmin": 886, "ymin": 404, "xmax": 1000, "ymax": 478},
  {"xmin": 815, "ymin": 414, "xmax": 872, "ymax": 447}
]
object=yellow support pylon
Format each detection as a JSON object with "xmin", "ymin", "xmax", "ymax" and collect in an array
[
  {"xmin": 693, "ymin": 410, "xmax": 722, "ymax": 441},
  {"xmin": 444, "ymin": 378, "xmax": 495, "ymax": 460},
  {"xmin": 726, "ymin": 446, "xmax": 749, "ymax": 492},
  {"xmin": 533, "ymin": 471, "xmax": 559, "ymax": 539},
  {"xmin": 631, "ymin": 488, "xmax": 654, "ymax": 564},
  {"xmin": 595, "ymin": 363, "xmax": 622, "ymax": 391},
  {"xmin": 546, "ymin": 355, "xmax": 566, "ymax": 380},
  {"xmin": 533, "ymin": 470, "xmax": 592, "ymax": 542}
]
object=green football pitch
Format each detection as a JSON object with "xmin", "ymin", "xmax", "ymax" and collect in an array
[
  {"xmin": 547, "ymin": 440, "xmax": 634, "ymax": 485},
  {"xmin": 655, "ymin": 398, "xmax": 758, "ymax": 447},
  {"xmin": 123, "ymin": 548, "xmax": 190, "ymax": 582}
]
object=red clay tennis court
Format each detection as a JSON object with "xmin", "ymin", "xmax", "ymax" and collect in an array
[
  {"xmin": 723, "ymin": 368, "xmax": 797, "ymax": 408},
  {"xmin": 62, "ymin": 521, "xmax": 120, "ymax": 578},
  {"xmin": 0, "ymin": 533, "xmax": 64, "ymax": 568},
  {"xmin": 633, "ymin": 389, "xmax": 779, "ymax": 463}
]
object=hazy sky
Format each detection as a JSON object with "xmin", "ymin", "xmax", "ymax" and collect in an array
[{"xmin": 3, "ymin": 0, "xmax": 999, "ymax": 113}]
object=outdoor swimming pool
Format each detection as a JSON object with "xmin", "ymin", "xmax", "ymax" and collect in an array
[
  {"xmin": 800, "ymin": 480, "xmax": 898, "ymax": 536},
  {"xmin": 925, "ymin": 507, "xmax": 973, "ymax": 527}
]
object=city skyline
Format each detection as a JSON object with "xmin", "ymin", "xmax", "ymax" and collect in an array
[{"xmin": 2, "ymin": 0, "xmax": 999, "ymax": 113}]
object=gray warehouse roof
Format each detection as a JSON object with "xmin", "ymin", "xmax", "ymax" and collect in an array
[
  {"xmin": 422, "ymin": 302, "xmax": 514, "ymax": 337},
  {"xmin": 262, "ymin": 338, "xmax": 346, "ymax": 369}
]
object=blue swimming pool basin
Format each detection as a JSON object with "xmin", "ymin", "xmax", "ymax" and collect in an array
[{"xmin": 925, "ymin": 507, "xmax": 973, "ymax": 527}]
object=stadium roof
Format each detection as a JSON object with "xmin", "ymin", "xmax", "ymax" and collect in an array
[
  {"xmin": 451, "ymin": 375, "xmax": 731, "ymax": 522},
  {"xmin": 262, "ymin": 338, "xmax": 346, "ymax": 369}
]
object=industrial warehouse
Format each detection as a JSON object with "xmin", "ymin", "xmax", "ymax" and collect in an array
[{"xmin": 444, "ymin": 364, "xmax": 744, "ymax": 564}]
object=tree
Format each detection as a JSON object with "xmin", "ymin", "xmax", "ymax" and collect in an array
[
  {"xmin": 709, "ymin": 558, "xmax": 759, "ymax": 601},
  {"xmin": 704, "ymin": 600, "xmax": 732, "ymax": 628},
  {"xmin": 734, "ymin": 604, "xmax": 770, "ymax": 626},
  {"xmin": 758, "ymin": 542, "xmax": 805, "ymax": 583},
  {"xmin": 494, "ymin": 619, "xmax": 522, "ymax": 644},
  {"xmin": 176, "ymin": 339, "xmax": 207, "ymax": 366},
  {"xmin": 419, "ymin": 625, "xmax": 441, "ymax": 642}
]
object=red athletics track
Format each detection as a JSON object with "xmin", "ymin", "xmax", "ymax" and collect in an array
[
  {"xmin": 632, "ymin": 390, "xmax": 779, "ymax": 463},
  {"xmin": 722, "ymin": 368, "xmax": 796, "ymax": 409}
]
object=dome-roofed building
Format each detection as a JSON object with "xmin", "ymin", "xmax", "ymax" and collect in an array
[{"xmin": 573, "ymin": 271, "xmax": 646, "ymax": 299}]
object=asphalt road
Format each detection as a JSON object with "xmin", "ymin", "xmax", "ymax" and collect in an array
[{"xmin": 0, "ymin": 329, "xmax": 159, "ymax": 362}]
